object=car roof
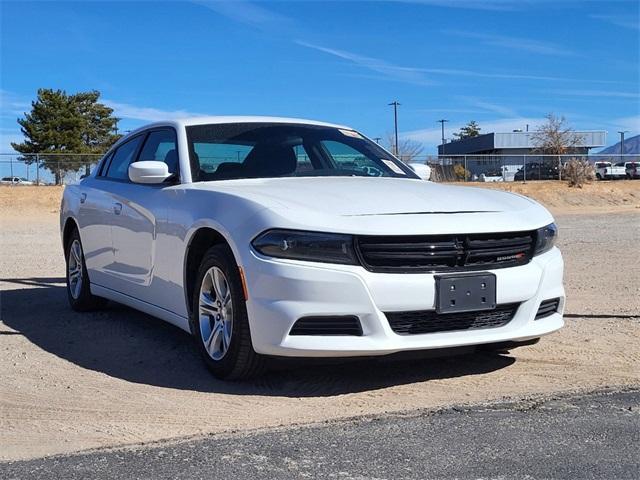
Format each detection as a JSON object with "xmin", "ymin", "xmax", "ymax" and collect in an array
[{"xmin": 127, "ymin": 116, "xmax": 352, "ymax": 135}]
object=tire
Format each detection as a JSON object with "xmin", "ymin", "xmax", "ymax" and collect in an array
[
  {"xmin": 65, "ymin": 228, "xmax": 108, "ymax": 311},
  {"xmin": 596, "ymin": 173, "xmax": 602, "ymax": 180},
  {"xmin": 190, "ymin": 244, "xmax": 264, "ymax": 380}
]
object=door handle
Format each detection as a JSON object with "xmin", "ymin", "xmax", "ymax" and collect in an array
[
  {"xmin": 80, "ymin": 193, "xmax": 87, "ymax": 204},
  {"xmin": 113, "ymin": 202, "xmax": 122, "ymax": 215}
]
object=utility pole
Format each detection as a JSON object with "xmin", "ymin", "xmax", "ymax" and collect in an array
[
  {"xmin": 437, "ymin": 119, "xmax": 449, "ymax": 155},
  {"xmin": 388, "ymin": 101, "xmax": 400, "ymax": 156},
  {"xmin": 373, "ymin": 137, "xmax": 382, "ymax": 144},
  {"xmin": 618, "ymin": 131, "xmax": 628, "ymax": 157}
]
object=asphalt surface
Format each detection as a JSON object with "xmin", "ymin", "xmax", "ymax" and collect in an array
[{"xmin": 3, "ymin": 389, "xmax": 638, "ymax": 480}]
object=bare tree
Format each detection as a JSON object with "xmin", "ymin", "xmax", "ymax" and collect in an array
[
  {"xmin": 530, "ymin": 114, "xmax": 584, "ymax": 181},
  {"xmin": 385, "ymin": 133, "xmax": 424, "ymax": 163},
  {"xmin": 530, "ymin": 114, "xmax": 585, "ymax": 155}
]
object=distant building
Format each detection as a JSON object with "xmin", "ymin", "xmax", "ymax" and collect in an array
[{"xmin": 437, "ymin": 130, "xmax": 607, "ymax": 156}]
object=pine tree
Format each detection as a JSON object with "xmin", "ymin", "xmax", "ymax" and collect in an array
[
  {"xmin": 453, "ymin": 121, "xmax": 481, "ymax": 140},
  {"xmin": 11, "ymin": 89, "xmax": 121, "ymax": 184}
]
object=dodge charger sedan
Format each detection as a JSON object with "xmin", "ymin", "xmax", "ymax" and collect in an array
[{"xmin": 61, "ymin": 116, "xmax": 564, "ymax": 379}]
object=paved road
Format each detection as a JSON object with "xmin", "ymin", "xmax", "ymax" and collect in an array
[{"xmin": 3, "ymin": 389, "xmax": 639, "ymax": 479}]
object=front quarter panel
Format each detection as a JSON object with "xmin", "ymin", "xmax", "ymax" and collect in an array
[{"xmin": 159, "ymin": 186, "xmax": 272, "ymax": 318}]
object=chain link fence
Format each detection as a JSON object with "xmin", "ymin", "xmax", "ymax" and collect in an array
[
  {"xmin": 0, "ymin": 153, "xmax": 102, "ymax": 185},
  {"xmin": 404, "ymin": 154, "xmax": 640, "ymax": 182},
  {"xmin": 1, "ymin": 152, "xmax": 638, "ymax": 185}
]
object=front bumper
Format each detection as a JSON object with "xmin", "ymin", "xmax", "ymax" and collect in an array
[{"xmin": 244, "ymin": 247, "xmax": 565, "ymax": 357}]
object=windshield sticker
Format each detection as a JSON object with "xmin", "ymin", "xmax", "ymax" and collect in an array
[
  {"xmin": 339, "ymin": 129, "xmax": 363, "ymax": 139},
  {"xmin": 382, "ymin": 159, "xmax": 406, "ymax": 175}
]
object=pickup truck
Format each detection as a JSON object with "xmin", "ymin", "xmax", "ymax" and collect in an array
[{"xmin": 594, "ymin": 161, "xmax": 626, "ymax": 180}]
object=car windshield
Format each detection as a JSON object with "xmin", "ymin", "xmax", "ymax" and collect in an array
[{"xmin": 186, "ymin": 123, "xmax": 418, "ymax": 182}]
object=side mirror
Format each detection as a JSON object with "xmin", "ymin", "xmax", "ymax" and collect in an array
[{"xmin": 129, "ymin": 161, "xmax": 171, "ymax": 184}]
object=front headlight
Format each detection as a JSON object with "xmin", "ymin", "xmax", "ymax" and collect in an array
[
  {"xmin": 534, "ymin": 223, "xmax": 558, "ymax": 256},
  {"xmin": 252, "ymin": 229, "xmax": 358, "ymax": 265}
]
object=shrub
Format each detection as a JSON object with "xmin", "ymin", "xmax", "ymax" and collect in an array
[
  {"xmin": 453, "ymin": 163, "xmax": 470, "ymax": 181},
  {"xmin": 563, "ymin": 158, "xmax": 595, "ymax": 188}
]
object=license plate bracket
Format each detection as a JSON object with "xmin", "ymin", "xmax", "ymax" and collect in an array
[{"xmin": 435, "ymin": 273, "xmax": 496, "ymax": 314}]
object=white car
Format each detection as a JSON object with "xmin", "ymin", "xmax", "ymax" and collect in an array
[
  {"xmin": 1, "ymin": 176, "xmax": 34, "ymax": 185},
  {"xmin": 625, "ymin": 161, "xmax": 639, "ymax": 179},
  {"xmin": 60, "ymin": 116, "xmax": 565, "ymax": 379}
]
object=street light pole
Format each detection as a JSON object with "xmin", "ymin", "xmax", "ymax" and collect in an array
[
  {"xmin": 388, "ymin": 101, "xmax": 400, "ymax": 156},
  {"xmin": 437, "ymin": 119, "xmax": 449, "ymax": 156},
  {"xmin": 618, "ymin": 130, "xmax": 628, "ymax": 157}
]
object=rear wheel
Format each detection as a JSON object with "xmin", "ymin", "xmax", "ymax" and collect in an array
[
  {"xmin": 190, "ymin": 245, "xmax": 264, "ymax": 380},
  {"xmin": 65, "ymin": 229, "xmax": 107, "ymax": 311}
]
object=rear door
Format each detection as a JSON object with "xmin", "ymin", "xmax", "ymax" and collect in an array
[
  {"xmin": 76, "ymin": 152, "xmax": 118, "ymax": 287},
  {"xmin": 88, "ymin": 134, "xmax": 146, "ymax": 291}
]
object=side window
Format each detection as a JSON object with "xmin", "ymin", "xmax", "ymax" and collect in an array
[
  {"xmin": 105, "ymin": 136, "xmax": 144, "ymax": 180},
  {"xmin": 138, "ymin": 129, "xmax": 178, "ymax": 175},
  {"xmin": 98, "ymin": 151, "xmax": 114, "ymax": 176}
]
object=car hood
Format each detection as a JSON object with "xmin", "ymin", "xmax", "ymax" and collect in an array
[{"xmin": 190, "ymin": 177, "xmax": 554, "ymax": 235}]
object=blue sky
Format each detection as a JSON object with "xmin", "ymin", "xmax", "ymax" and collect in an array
[{"xmin": 1, "ymin": 0, "xmax": 639, "ymax": 153}]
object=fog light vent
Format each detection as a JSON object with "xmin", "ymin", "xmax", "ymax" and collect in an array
[
  {"xmin": 535, "ymin": 298, "xmax": 561, "ymax": 320},
  {"xmin": 289, "ymin": 316, "xmax": 363, "ymax": 336}
]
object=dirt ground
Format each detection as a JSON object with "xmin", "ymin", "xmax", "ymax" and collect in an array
[
  {"xmin": 1, "ymin": 185, "xmax": 639, "ymax": 461},
  {"xmin": 453, "ymin": 179, "xmax": 640, "ymax": 214}
]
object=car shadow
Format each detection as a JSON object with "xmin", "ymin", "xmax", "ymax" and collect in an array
[{"xmin": 1, "ymin": 277, "xmax": 516, "ymax": 397}]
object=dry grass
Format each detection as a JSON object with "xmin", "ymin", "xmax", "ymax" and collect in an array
[{"xmin": 452, "ymin": 180, "xmax": 640, "ymax": 214}]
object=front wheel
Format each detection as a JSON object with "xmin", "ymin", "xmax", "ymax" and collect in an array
[
  {"xmin": 65, "ymin": 229, "xmax": 107, "ymax": 311},
  {"xmin": 191, "ymin": 245, "xmax": 264, "ymax": 380}
]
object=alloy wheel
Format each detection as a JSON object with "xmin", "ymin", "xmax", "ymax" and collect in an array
[
  {"xmin": 198, "ymin": 266, "xmax": 234, "ymax": 361},
  {"xmin": 68, "ymin": 239, "xmax": 83, "ymax": 300}
]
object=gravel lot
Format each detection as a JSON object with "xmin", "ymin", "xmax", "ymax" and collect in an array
[{"xmin": 1, "ymin": 187, "xmax": 639, "ymax": 461}]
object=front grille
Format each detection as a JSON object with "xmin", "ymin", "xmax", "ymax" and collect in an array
[
  {"xmin": 289, "ymin": 316, "xmax": 363, "ymax": 336},
  {"xmin": 355, "ymin": 231, "xmax": 535, "ymax": 273},
  {"xmin": 535, "ymin": 298, "xmax": 561, "ymax": 320},
  {"xmin": 386, "ymin": 303, "xmax": 520, "ymax": 335}
]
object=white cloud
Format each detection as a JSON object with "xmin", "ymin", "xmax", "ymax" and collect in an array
[
  {"xmin": 296, "ymin": 41, "xmax": 435, "ymax": 86},
  {"xmin": 590, "ymin": 14, "xmax": 640, "ymax": 31},
  {"xmin": 453, "ymin": 97, "xmax": 520, "ymax": 117},
  {"xmin": 0, "ymin": 90, "xmax": 31, "ymax": 117},
  {"xmin": 192, "ymin": 0, "xmax": 292, "ymax": 32},
  {"xmin": 0, "ymin": 128, "xmax": 25, "ymax": 154},
  {"xmin": 444, "ymin": 30, "xmax": 576, "ymax": 56},
  {"xmin": 548, "ymin": 89, "xmax": 640, "ymax": 99},
  {"xmin": 601, "ymin": 115, "xmax": 640, "ymax": 133},
  {"xmin": 403, "ymin": 117, "xmax": 546, "ymax": 150},
  {"xmin": 103, "ymin": 101, "xmax": 207, "ymax": 122}
]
